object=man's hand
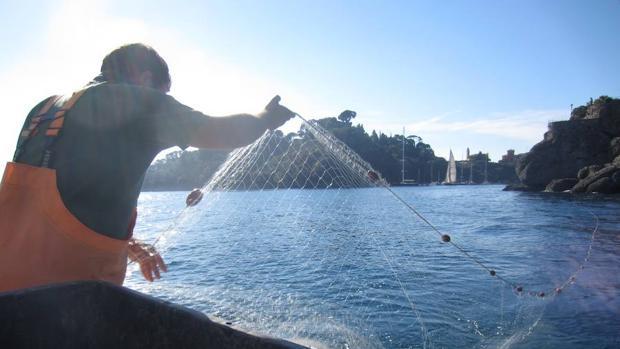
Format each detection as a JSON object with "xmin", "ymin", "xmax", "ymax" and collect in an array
[
  {"xmin": 128, "ymin": 239, "xmax": 168, "ymax": 282},
  {"xmin": 259, "ymin": 95, "xmax": 296, "ymax": 130}
]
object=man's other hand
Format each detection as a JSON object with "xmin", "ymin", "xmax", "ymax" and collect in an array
[{"xmin": 128, "ymin": 239, "xmax": 168, "ymax": 282}]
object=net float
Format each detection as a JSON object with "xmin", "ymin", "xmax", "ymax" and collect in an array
[
  {"xmin": 367, "ymin": 170, "xmax": 379, "ymax": 182},
  {"xmin": 186, "ymin": 188, "xmax": 204, "ymax": 207}
]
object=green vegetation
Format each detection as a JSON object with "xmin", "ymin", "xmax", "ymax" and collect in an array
[{"xmin": 143, "ymin": 149, "xmax": 229, "ymax": 190}]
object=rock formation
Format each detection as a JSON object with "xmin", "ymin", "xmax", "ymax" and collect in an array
[{"xmin": 510, "ymin": 96, "xmax": 620, "ymax": 194}]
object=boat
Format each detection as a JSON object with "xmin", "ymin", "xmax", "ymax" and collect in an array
[
  {"xmin": 483, "ymin": 153, "xmax": 490, "ymax": 184},
  {"xmin": 0, "ymin": 281, "xmax": 307, "ymax": 349},
  {"xmin": 443, "ymin": 150, "xmax": 458, "ymax": 185}
]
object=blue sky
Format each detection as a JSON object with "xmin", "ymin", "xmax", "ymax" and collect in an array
[{"xmin": 1, "ymin": 0, "xmax": 619, "ymax": 169}]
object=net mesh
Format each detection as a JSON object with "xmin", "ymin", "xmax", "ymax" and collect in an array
[{"xmin": 127, "ymin": 117, "xmax": 598, "ymax": 349}]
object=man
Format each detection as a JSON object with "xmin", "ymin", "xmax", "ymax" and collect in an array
[{"xmin": 0, "ymin": 43, "xmax": 295, "ymax": 292}]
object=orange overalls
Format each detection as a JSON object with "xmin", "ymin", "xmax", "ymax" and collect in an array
[{"xmin": 0, "ymin": 89, "xmax": 131, "ymax": 292}]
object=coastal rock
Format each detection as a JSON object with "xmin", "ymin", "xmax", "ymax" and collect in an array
[
  {"xmin": 577, "ymin": 164, "xmax": 603, "ymax": 180},
  {"xmin": 591, "ymin": 98, "xmax": 620, "ymax": 136},
  {"xmin": 577, "ymin": 167, "xmax": 588, "ymax": 180},
  {"xmin": 612, "ymin": 171, "xmax": 620, "ymax": 185},
  {"xmin": 516, "ymin": 120, "xmax": 611, "ymax": 190},
  {"xmin": 585, "ymin": 177, "xmax": 615, "ymax": 194},
  {"xmin": 515, "ymin": 96, "xmax": 620, "ymax": 193},
  {"xmin": 571, "ymin": 165, "xmax": 619, "ymax": 193},
  {"xmin": 610, "ymin": 137, "xmax": 620, "ymax": 159},
  {"xmin": 570, "ymin": 105, "xmax": 587, "ymax": 120},
  {"xmin": 545, "ymin": 178, "xmax": 578, "ymax": 192}
]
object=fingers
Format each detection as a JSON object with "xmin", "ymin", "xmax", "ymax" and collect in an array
[
  {"xmin": 261, "ymin": 97, "xmax": 296, "ymax": 130},
  {"xmin": 156, "ymin": 254, "xmax": 168, "ymax": 272},
  {"xmin": 140, "ymin": 260, "xmax": 154, "ymax": 282},
  {"xmin": 134, "ymin": 250, "xmax": 167, "ymax": 282},
  {"xmin": 273, "ymin": 108, "xmax": 296, "ymax": 129},
  {"xmin": 153, "ymin": 261, "xmax": 161, "ymax": 280},
  {"xmin": 265, "ymin": 95, "xmax": 281, "ymax": 111},
  {"xmin": 138, "ymin": 255, "xmax": 166, "ymax": 282}
]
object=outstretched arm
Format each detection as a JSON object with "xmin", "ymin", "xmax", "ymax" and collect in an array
[
  {"xmin": 187, "ymin": 96, "xmax": 295, "ymax": 149},
  {"xmin": 146, "ymin": 86, "xmax": 296, "ymax": 151}
]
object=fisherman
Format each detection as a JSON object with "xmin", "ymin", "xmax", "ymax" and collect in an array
[{"xmin": 0, "ymin": 43, "xmax": 295, "ymax": 292}]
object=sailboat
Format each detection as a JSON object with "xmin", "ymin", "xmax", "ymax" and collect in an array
[
  {"xmin": 443, "ymin": 150, "xmax": 458, "ymax": 185},
  {"xmin": 429, "ymin": 162, "xmax": 437, "ymax": 185}
]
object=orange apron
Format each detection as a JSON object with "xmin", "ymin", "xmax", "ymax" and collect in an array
[{"xmin": 0, "ymin": 89, "xmax": 130, "ymax": 292}]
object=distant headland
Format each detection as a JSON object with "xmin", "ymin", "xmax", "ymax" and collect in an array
[
  {"xmin": 142, "ymin": 112, "xmax": 518, "ymax": 191},
  {"xmin": 505, "ymin": 96, "xmax": 620, "ymax": 194}
]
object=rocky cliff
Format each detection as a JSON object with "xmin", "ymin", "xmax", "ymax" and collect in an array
[{"xmin": 510, "ymin": 96, "xmax": 620, "ymax": 194}]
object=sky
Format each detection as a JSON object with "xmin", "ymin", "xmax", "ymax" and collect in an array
[{"xmin": 1, "ymin": 0, "xmax": 619, "ymax": 173}]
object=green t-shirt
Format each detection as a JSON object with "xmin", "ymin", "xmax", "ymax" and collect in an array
[{"xmin": 15, "ymin": 82, "xmax": 209, "ymax": 239}]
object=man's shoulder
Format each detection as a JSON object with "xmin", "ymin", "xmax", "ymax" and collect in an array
[
  {"xmin": 74, "ymin": 82, "xmax": 171, "ymax": 118},
  {"xmin": 86, "ymin": 82, "xmax": 167, "ymax": 99}
]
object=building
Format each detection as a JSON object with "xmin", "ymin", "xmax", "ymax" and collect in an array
[{"xmin": 500, "ymin": 149, "xmax": 516, "ymax": 164}]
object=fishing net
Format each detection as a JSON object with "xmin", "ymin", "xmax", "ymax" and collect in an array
[{"xmin": 126, "ymin": 116, "xmax": 598, "ymax": 349}]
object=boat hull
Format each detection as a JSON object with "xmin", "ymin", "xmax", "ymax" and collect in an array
[{"xmin": 0, "ymin": 281, "xmax": 306, "ymax": 349}]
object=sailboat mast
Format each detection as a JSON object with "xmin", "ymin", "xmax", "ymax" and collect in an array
[
  {"xmin": 401, "ymin": 127, "xmax": 405, "ymax": 183},
  {"xmin": 445, "ymin": 152, "xmax": 450, "ymax": 183},
  {"xmin": 484, "ymin": 153, "xmax": 489, "ymax": 183},
  {"xmin": 460, "ymin": 152, "xmax": 464, "ymax": 183}
]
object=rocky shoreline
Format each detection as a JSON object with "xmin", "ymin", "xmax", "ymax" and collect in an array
[{"xmin": 505, "ymin": 96, "xmax": 620, "ymax": 194}]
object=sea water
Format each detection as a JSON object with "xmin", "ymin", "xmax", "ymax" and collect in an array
[{"xmin": 125, "ymin": 185, "xmax": 620, "ymax": 349}]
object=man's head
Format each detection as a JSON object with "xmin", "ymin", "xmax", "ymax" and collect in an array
[{"xmin": 98, "ymin": 43, "xmax": 171, "ymax": 92}]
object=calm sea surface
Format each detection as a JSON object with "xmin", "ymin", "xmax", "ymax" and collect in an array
[{"xmin": 125, "ymin": 185, "xmax": 620, "ymax": 349}]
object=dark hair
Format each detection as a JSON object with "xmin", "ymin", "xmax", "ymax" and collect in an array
[{"xmin": 94, "ymin": 43, "xmax": 171, "ymax": 90}]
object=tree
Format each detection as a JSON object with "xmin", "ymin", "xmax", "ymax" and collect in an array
[
  {"xmin": 370, "ymin": 130, "xmax": 379, "ymax": 143},
  {"xmin": 337, "ymin": 110, "xmax": 357, "ymax": 124},
  {"xmin": 408, "ymin": 135, "xmax": 422, "ymax": 143}
]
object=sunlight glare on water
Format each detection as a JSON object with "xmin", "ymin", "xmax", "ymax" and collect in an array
[{"xmin": 126, "ymin": 186, "xmax": 620, "ymax": 349}]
